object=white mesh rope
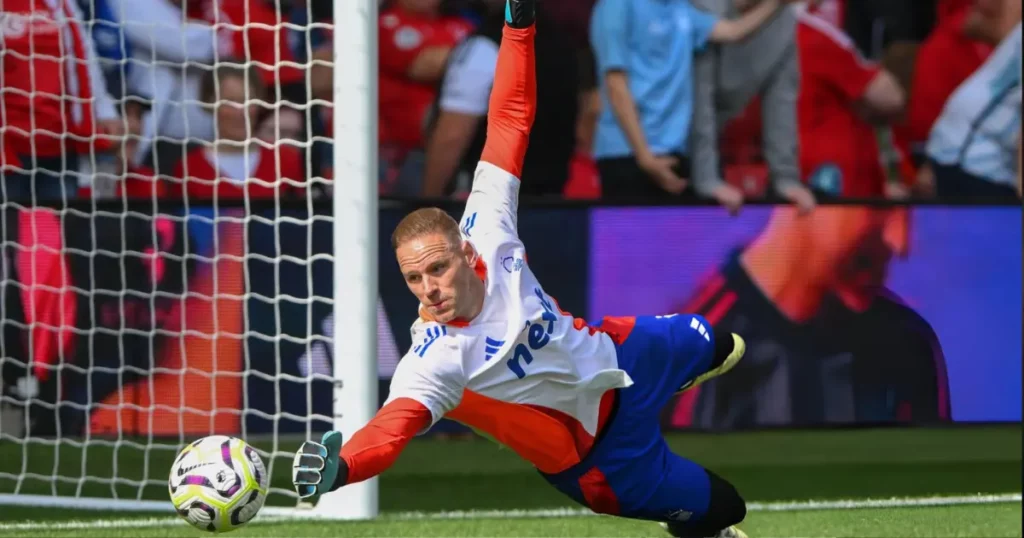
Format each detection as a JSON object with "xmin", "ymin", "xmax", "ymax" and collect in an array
[{"xmin": 0, "ymin": 0, "xmax": 377, "ymax": 519}]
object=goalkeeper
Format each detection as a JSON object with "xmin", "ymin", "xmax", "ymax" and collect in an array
[{"xmin": 294, "ymin": 2, "xmax": 749, "ymax": 536}]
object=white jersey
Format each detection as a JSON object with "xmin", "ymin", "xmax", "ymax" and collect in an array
[
  {"xmin": 926, "ymin": 23, "xmax": 1022, "ymax": 186},
  {"xmin": 383, "ymin": 161, "xmax": 633, "ymax": 471}
]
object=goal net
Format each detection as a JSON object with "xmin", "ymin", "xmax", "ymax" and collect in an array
[{"xmin": 0, "ymin": 0, "xmax": 379, "ymax": 520}]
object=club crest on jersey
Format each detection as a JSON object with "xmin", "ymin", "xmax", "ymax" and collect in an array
[
  {"xmin": 502, "ymin": 256, "xmax": 524, "ymax": 273},
  {"xmin": 414, "ymin": 326, "xmax": 447, "ymax": 357}
]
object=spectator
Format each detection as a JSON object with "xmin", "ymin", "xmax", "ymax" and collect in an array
[
  {"xmin": 108, "ymin": 0, "xmax": 219, "ymax": 175},
  {"xmin": 378, "ymin": 0, "xmax": 474, "ymax": 196},
  {"xmin": 284, "ymin": 0, "xmax": 334, "ymax": 188},
  {"xmin": 841, "ymin": 0, "xmax": 938, "ymax": 88},
  {"xmin": 76, "ymin": 0, "xmax": 132, "ymax": 100},
  {"xmin": 72, "ymin": 0, "xmax": 136, "ymax": 199},
  {"xmin": 920, "ymin": 0, "xmax": 1021, "ymax": 198},
  {"xmin": 795, "ymin": 1, "xmax": 909, "ymax": 199},
  {"xmin": 123, "ymin": 63, "xmax": 304, "ymax": 200},
  {"xmin": 589, "ymin": 0, "xmax": 787, "ymax": 199},
  {"xmin": 690, "ymin": 0, "xmax": 816, "ymax": 214},
  {"xmin": 211, "ymin": 0, "xmax": 308, "ymax": 144},
  {"xmin": 169, "ymin": 63, "xmax": 305, "ymax": 200},
  {"xmin": 111, "ymin": 0, "xmax": 305, "ymax": 176},
  {"xmin": 421, "ymin": 0, "xmax": 579, "ymax": 197},
  {"xmin": 898, "ymin": 0, "xmax": 993, "ymax": 163},
  {"xmin": 561, "ymin": 45, "xmax": 602, "ymax": 200},
  {"xmin": 293, "ymin": 0, "xmax": 334, "ymax": 104},
  {"xmin": 539, "ymin": 0, "xmax": 596, "ymax": 50},
  {"xmin": 256, "ymin": 104, "xmax": 305, "ymax": 144},
  {"xmin": 1, "ymin": 0, "xmax": 121, "ymax": 202},
  {"xmin": 209, "ymin": 0, "xmax": 306, "ymax": 96}
]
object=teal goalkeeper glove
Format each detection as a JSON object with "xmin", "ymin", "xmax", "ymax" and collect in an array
[{"xmin": 292, "ymin": 430, "xmax": 346, "ymax": 502}]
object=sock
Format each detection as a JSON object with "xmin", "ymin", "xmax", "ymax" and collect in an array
[
  {"xmin": 710, "ymin": 333, "xmax": 735, "ymax": 371},
  {"xmin": 667, "ymin": 469, "xmax": 747, "ymax": 537}
]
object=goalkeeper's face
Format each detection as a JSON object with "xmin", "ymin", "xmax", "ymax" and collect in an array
[{"xmin": 396, "ymin": 232, "xmax": 483, "ymax": 323}]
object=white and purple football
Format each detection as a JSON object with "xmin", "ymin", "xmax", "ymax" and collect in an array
[{"xmin": 168, "ymin": 435, "xmax": 269, "ymax": 533}]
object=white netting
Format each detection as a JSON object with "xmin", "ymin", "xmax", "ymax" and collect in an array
[{"xmin": 0, "ymin": 0, "xmax": 378, "ymax": 517}]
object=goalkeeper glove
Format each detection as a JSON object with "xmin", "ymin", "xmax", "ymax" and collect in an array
[
  {"xmin": 505, "ymin": 0, "xmax": 536, "ymax": 28},
  {"xmin": 292, "ymin": 430, "xmax": 347, "ymax": 503}
]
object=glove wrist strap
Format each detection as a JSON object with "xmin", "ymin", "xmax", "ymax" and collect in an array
[{"xmin": 330, "ymin": 458, "xmax": 349, "ymax": 492}]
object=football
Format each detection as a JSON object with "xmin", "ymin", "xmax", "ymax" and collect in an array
[{"xmin": 168, "ymin": 435, "xmax": 269, "ymax": 533}]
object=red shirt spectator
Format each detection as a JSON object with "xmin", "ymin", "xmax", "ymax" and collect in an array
[
  {"xmin": 121, "ymin": 61, "xmax": 305, "ymax": 200},
  {"xmin": 167, "ymin": 145, "xmax": 304, "ymax": 199},
  {"xmin": 899, "ymin": 3, "xmax": 993, "ymax": 152},
  {"xmin": 1, "ymin": 0, "xmax": 118, "ymax": 159},
  {"xmin": 796, "ymin": 7, "xmax": 889, "ymax": 197},
  {"xmin": 119, "ymin": 145, "xmax": 304, "ymax": 200},
  {"xmin": 378, "ymin": 2, "xmax": 473, "ymax": 152},
  {"xmin": 936, "ymin": 0, "xmax": 973, "ymax": 26}
]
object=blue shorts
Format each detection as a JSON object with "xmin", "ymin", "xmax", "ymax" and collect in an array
[{"xmin": 541, "ymin": 314, "xmax": 716, "ymax": 523}]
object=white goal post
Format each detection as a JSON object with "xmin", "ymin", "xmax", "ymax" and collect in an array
[
  {"xmin": 0, "ymin": 0, "xmax": 379, "ymax": 521},
  {"xmin": 321, "ymin": 0, "xmax": 379, "ymax": 520}
]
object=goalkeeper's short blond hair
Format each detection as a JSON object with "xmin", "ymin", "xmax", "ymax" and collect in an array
[{"xmin": 391, "ymin": 208, "xmax": 462, "ymax": 250}]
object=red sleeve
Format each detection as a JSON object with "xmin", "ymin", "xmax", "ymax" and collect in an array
[
  {"xmin": 378, "ymin": 11, "xmax": 429, "ymax": 77},
  {"xmin": 480, "ymin": 25, "xmax": 536, "ymax": 179},
  {"xmin": 338, "ymin": 397, "xmax": 432, "ymax": 485},
  {"xmin": 799, "ymin": 21, "xmax": 880, "ymax": 102}
]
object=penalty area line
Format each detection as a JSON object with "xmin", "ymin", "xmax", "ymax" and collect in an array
[{"xmin": 0, "ymin": 493, "xmax": 1019, "ymax": 531}]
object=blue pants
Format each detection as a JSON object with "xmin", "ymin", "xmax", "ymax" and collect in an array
[{"xmin": 542, "ymin": 314, "xmax": 717, "ymax": 523}]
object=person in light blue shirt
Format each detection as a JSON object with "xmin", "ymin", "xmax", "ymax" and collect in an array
[
  {"xmin": 591, "ymin": 0, "xmax": 787, "ymax": 198},
  {"xmin": 923, "ymin": 21, "xmax": 1021, "ymax": 198}
]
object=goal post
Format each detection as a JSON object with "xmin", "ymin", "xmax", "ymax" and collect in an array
[
  {"xmin": 0, "ymin": 0, "xmax": 380, "ymax": 521},
  {"xmin": 318, "ymin": 0, "xmax": 380, "ymax": 520}
]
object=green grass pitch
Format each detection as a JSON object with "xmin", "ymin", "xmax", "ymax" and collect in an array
[{"xmin": 0, "ymin": 426, "xmax": 1020, "ymax": 537}]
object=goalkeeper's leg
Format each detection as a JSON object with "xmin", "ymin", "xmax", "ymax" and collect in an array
[
  {"xmin": 479, "ymin": 0, "xmax": 537, "ymax": 179},
  {"xmin": 542, "ymin": 315, "xmax": 748, "ymax": 536}
]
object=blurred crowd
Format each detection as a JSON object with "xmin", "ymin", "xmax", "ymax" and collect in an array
[{"xmin": 0, "ymin": 0, "xmax": 1019, "ymax": 208}]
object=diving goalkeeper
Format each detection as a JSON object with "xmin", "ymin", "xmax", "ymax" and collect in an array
[{"xmin": 293, "ymin": 2, "xmax": 749, "ymax": 536}]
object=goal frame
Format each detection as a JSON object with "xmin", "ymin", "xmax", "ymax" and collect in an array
[
  {"xmin": 314, "ymin": 0, "xmax": 380, "ymax": 520},
  {"xmin": 0, "ymin": 0, "xmax": 380, "ymax": 521}
]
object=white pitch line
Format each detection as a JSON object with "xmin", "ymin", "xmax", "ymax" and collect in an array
[
  {"xmin": 746, "ymin": 494, "xmax": 1022, "ymax": 512},
  {"xmin": 0, "ymin": 493, "xmax": 1019, "ymax": 532}
]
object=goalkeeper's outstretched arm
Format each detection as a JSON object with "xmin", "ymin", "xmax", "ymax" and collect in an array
[
  {"xmin": 479, "ymin": 1, "xmax": 537, "ymax": 180},
  {"xmin": 334, "ymin": 398, "xmax": 432, "ymax": 487},
  {"xmin": 292, "ymin": 398, "xmax": 434, "ymax": 500}
]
